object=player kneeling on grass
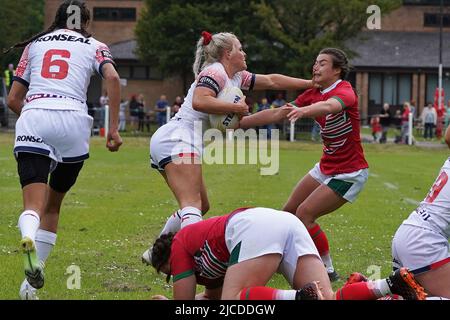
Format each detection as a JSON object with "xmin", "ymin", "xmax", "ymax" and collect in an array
[
  {"xmin": 389, "ymin": 125, "xmax": 450, "ymax": 300},
  {"xmin": 148, "ymin": 207, "xmax": 426, "ymax": 300}
]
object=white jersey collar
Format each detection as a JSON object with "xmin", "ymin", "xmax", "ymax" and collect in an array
[{"xmin": 320, "ymin": 79, "xmax": 342, "ymax": 94}]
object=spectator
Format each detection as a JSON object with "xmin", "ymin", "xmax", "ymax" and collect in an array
[
  {"xmin": 393, "ymin": 109, "xmax": 403, "ymax": 144},
  {"xmin": 171, "ymin": 96, "xmax": 183, "ymax": 117},
  {"xmin": 410, "ymin": 99, "xmax": 417, "ymax": 122},
  {"xmin": 379, "ymin": 103, "xmax": 391, "ymax": 144},
  {"xmin": 257, "ymin": 97, "xmax": 272, "ymax": 138},
  {"xmin": 129, "ymin": 94, "xmax": 140, "ymax": 132},
  {"xmin": 421, "ymin": 102, "xmax": 437, "ymax": 140},
  {"xmin": 137, "ymin": 94, "xmax": 146, "ymax": 132},
  {"xmin": 370, "ymin": 115, "xmax": 382, "ymax": 143},
  {"xmin": 272, "ymin": 93, "xmax": 286, "ymax": 108},
  {"xmin": 401, "ymin": 101, "xmax": 411, "ymax": 144},
  {"xmin": 155, "ymin": 94, "xmax": 169, "ymax": 127},
  {"xmin": 4, "ymin": 63, "xmax": 15, "ymax": 92},
  {"xmin": 118, "ymin": 99, "xmax": 129, "ymax": 132}
]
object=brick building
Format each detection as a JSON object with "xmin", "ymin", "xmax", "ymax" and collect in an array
[{"xmin": 348, "ymin": 0, "xmax": 450, "ymax": 122}]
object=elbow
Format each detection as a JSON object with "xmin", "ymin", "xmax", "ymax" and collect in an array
[
  {"xmin": 192, "ymin": 97, "xmax": 203, "ymax": 112},
  {"xmin": 7, "ymin": 96, "xmax": 20, "ymax": 110}
]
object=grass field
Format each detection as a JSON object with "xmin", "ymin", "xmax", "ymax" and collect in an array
[{"xmin": 0, "ymin": 132, "xmax": 448, "ymax": 300}]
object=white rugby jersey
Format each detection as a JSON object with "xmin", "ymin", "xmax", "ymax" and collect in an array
[
  {"xmin": 174, "ymin": 62, "xmax": 255, "ymax": 128},
  {"xmin": 14, "ymin": 29, "xmax": 115, "ymax": 112},
  {"xmin": 403, "ymin": 158, "xmax": 450, "ymax": 239}
]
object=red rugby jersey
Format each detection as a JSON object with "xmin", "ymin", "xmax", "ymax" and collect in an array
[{"xmin": 293, "ymin": 80, "xmax": 368, "ymax": 175}]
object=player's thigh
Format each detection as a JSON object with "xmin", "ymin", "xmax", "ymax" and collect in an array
[
  {"xmin": 296, "ymin": 184, "xmax": 347, "ymax": 225},
  {"xmin": 283, "ymin": 174, "xmax": 321, "ymax": 214},
  {"xmin": 221, "ymin": 254, "xmax": 282, "ymax": 300},
  {"xmin": 292, "ymin": 254, "xmax": 334, "ymax": 300},
  {"xmin": 415, "ymin": 263, "xmax": 450, "ymax": 299},
  {"xmin": 164, "ymin": 162, "xmax": 203, "ymax": 206}
]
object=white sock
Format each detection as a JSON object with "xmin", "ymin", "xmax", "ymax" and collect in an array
[
  {"xmin": 321, "ymin": 254, "xmax": 334, "ymax": 273},
  {"xmin": 18, "ymin": 210, "xmax": 40, "ymax": 241},
  {"xmin": 35, "ymin": 229, "xmax": 57, "ymax": 263},
  {"xmin": 180, "ymin": 206, "xmax": 202, "ymax": 229},
  {"xmin": 159, "ymin": 210, "xmax": 182, "ymax": 236},
  {"xmin": 275, "ymin": 289, "xmax": 297, "ymax": 300},
  {"xmin": 371, "ymin": 279, "xmax": 392, "ymax": 297}
]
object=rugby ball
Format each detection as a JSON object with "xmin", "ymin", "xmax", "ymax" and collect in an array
[{"xmin": 209, "ymin": 87, "xmax": 243, "ymax": 132}]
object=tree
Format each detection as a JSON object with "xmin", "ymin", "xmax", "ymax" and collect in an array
[
  {"xmin": 0, "ymin": 0, "xmax": 44, "ymax": 73},
  {"xmin": 135, "ymin": 0, "xmax": 401, "ymax": 86}
]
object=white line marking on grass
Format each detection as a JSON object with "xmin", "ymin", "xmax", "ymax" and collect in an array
[
  {"xmin": 370, "ymin": 173, "xmax": 379, "ymax": 178},
  {"xmin": 404, "ymin": 198, "xmax": 420, "ymax": 206},
  {"xmin": 383, "ymin": 182, "xmax": 398, "ymax": 190}
]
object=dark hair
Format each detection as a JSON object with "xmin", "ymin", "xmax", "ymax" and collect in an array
[
  {"xmin": 4, "ymin": 0, "xmax": 91, "ymax": 53},
  {"xmin": 151, "ymin": 233, "xmax": 175, "ymax": 274},
  {"xmin": 319, "ymin": 48, "xmax": 350, "ymax": 79}
]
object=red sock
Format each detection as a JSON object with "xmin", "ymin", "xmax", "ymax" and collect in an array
[
  {"xmin": 239, "ymin": 287, "xmax": 277, "ymax": 300},
  {"xmin": 335, "ymin": 282, "xmax": 378, "ymax": 300},
  {"xmin": 308, "ymin": 224, "xmax": 330, "ymax": 256}
]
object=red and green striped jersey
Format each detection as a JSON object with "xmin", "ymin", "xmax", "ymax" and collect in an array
[
  {"xmin": 293, "ymin": 80, "xmax": 368, "ymax": 175},
  {"xmin": 169, "ymin": 208, "xmax": 248, "ymax": 289}
]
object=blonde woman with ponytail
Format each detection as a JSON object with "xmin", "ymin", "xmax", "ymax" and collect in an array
[{"xmin": 143, "ymin": 31, "xmax": 313, "ymax": 263}]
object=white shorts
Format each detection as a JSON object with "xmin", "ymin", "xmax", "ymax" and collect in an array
[
  {"xmin": 14, "ymin": 108, "xmax": 93, "ymax": 163},
  {"xmin": 309, "ymin": 162, "xmax": 369, "ymax": 203},
  {"xmin": 150, "ymin": 119, "xmax": 203, "ymax": 171},
  {"xmin": 392, "ymin": 222, "xmax": 450, "ymax": 275},
  {"xmin": 225, "ymin": 207, "xmax": 320, "ymax": 287}
]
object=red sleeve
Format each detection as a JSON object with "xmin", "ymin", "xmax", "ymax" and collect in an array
[
  {"xmin": 330, "ymin": 85, "xmax": 356, "ymax": 110},
  {"xmin": 293, "ymin": 89, "xmax": 313, "ymax": 107},
  {"xmin": 170, "ymin": 237, "xmax": 195, "ymax": 282}
]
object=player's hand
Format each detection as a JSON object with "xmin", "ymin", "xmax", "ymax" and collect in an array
[
  {"xmin": 106, "ymin": 129, "xmax": 123, "ymax": 152},
  {"xmin": 284, "ymin": 103, "xmax": 305, "ymax": 122},
  {"xmin": 152, "ymin": 295, "xmax": 169, "ymax": 300},
  {"xmin": 233, "ymin": 96, "xmax": 249, "ymax": 116}
]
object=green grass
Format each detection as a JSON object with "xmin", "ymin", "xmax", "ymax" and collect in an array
[{"xmin": 0, "ymin": 133, "xmax": 448, "ymax": 299}]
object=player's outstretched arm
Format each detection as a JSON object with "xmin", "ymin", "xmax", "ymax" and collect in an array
[
  {"xmin": 239, "ymin": 105, "xmax": 290, "ymax": 129},
  {"xmin": 253, "ymin": 74, "xmax": 313, "ymax": 91},
  {"xmin": 102, "ymin": 63, "xmax": 123, "ymax": 152},
  {"xmin": 7, "ymin": 81, "xmax": 27, "ymax": 116}
]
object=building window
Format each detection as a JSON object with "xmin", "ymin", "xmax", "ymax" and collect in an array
[
  {"xmin": 424, "ymin": 13, "xmax": 450, "ymax": 27},
  {"xmin": 132, "ymin": 66, "xmax": 147, "ymax": 79},
  {"xmin": 117, "ymin": 66, "xmax": 131, "ymax": 79},
  {"xmin": 369, "ymin": 74, "xmax": 382, "ymax": 105},
  {"xmin": 117, "ymin": 65, "xmax": 164, "ymax": 80},
  {"xmin": 369, "ymin": 73, "xmax": 412, "ymax": 106},
  {"xmin": 398, "ymin": 74, "xmax": 412, "ymax": 105},
  {"xmin": 93, "ymin": 8, "xmax": 137, "ymax": 21}
]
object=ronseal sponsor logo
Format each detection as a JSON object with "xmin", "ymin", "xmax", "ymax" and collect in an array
[{"xmin": 16, "ymin": 135, "xmax": 44, "ymax": 143}]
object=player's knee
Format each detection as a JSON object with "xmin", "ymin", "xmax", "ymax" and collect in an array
[
  {"xmin": 17, "ymin": 152, "xmax": 51, "ymax": 188},
  {"xmin": 296, "ymin": 204, "xmax": 316, "ymax": 226},
  {"xmin": 49, "ymin": 162, "xmax": 84, "ymax": 193}
]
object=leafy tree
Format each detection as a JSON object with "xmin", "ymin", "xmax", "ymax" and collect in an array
[
  {"xmin": 0, "ymin": 0, "xmax": 44, "ymax": 72},
  {"xmin": 136, "ymin": 0, "xmax": 401, "ymax": 85}
]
